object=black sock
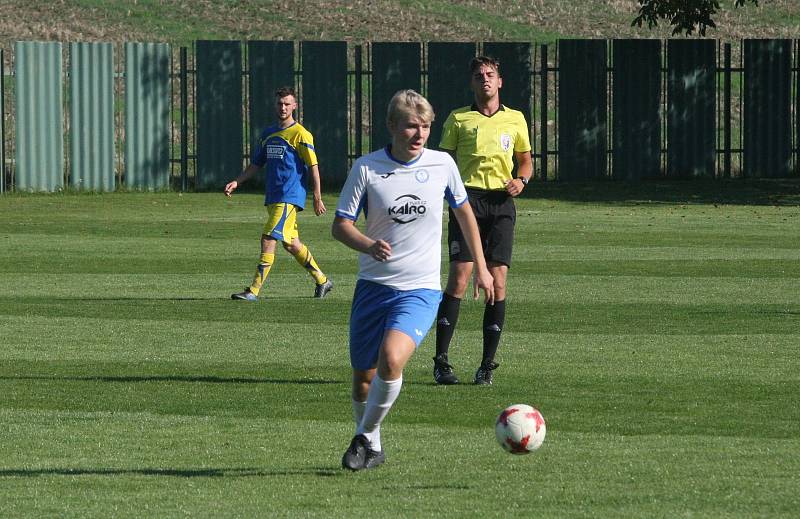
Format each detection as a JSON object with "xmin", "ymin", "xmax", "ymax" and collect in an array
[
  {"xmin": 435, "ymin": 293, "xmax": 462, "ymax": 358},
  {"xmin": 482, "ymin": 299, "xmax": 506, "ymax": 365}
]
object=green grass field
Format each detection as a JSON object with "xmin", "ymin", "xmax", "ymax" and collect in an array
[{"xmin": 1, "ymin": 186, "xmax": 799, "ymax": 517}]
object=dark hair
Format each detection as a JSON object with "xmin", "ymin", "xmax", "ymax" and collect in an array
[
  {"xmin": 274, "ymin": 86, "xmax": 296, "ymax": 99},
  {"xmin": 469, "ymin": 55, "xmax": 501, "ymax": 76}
]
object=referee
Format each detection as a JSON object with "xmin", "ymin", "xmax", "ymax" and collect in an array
[{"xmin": 433, "ymin": 55, "xmax": 533, "ymax": 386}]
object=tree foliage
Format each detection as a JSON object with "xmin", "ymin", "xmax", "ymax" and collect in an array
[{"xmin": 632, "ymin": 0, "xmax": 759, "ymax": 36}]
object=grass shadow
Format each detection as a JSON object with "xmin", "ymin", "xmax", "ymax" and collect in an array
[
  {"xmin": 1, "ymin": 375, "xmax": 341, "ymax": 385},
  {"xmin": 0, "ymin": 467, "xmax": 342, "ymax": 478}
]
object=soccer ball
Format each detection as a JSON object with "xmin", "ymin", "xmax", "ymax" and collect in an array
[{"xmin": 495, "ymin": 404, "xmax": 546, "ymax": 454}]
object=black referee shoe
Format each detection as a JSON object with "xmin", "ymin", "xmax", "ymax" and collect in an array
[
  {"xmin": 474, "ymin": 361, "xmax": 499, "ymax": 385},
  {"xmin": 433, "ymin": 354, "xmax": 459, "ymax": 385}
]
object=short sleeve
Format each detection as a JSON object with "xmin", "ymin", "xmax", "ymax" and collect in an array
[
  {"xmin": 443, "ymin": 154, "xmax": 468, "ymax": 209},
  {"xmin": 513, "ymin": 113, "xmax": 532, "ymax": 153},
  {"xmin": 439, "ymin": 111, "xmax": 459, "ymax": 151},
  {"xmin": 297, "ymin": 129, "xmax": 319, "ymax": 167},
  {"xmin": 335, "ymin": 159, "xmax": 368, "ymax": 221}
]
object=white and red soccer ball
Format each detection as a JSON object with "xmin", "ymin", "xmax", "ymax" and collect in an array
[{"xmin": 495, "ymin": 404, "xmax": 546, "ymax": 454}]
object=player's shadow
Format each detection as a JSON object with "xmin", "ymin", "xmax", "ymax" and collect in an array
[
  {"xmin": 53, "ymin": 296, "xmax": 322, "ymax": 302},
  {"xmin": 56, "ymin": 297, "xmax": 226, "ymax": 302},
  {"xmin": 3, "ymin": 374, "xmax": 340, "ymax": 385},
  {"xmin": 0, "ymin": 467, "xmax": 342, "ymax": 478}
]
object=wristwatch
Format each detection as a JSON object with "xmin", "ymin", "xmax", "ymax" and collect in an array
[{"xmin": 519, "ymin": 176, "xmax": 529, "ymax": 186}]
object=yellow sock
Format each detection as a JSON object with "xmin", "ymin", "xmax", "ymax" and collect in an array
[
  {"xmin": 292, "ymin": 245, "xmax": 326, "ymax": 285},
  {"xmin": 248, "ymin": 252, "xmax": 274, "ymax": 296}
]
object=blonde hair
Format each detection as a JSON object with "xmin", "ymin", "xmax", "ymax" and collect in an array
[{"xmin": 386, "ymin": 89, "xmax": 435, "ymax": 127}]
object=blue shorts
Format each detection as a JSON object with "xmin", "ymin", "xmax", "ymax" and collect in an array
[{"xmin": 349, "ymin": 279, "xmax": 442, "ymax": 371}]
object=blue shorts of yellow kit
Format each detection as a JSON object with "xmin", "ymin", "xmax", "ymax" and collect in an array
[
  {"xmin": 263, "ymin": 203, "xmax": 299, "ymax": 243},
  {"xmin": 349, "ymin": 279, "xmax": 443, "ymax": 371}
]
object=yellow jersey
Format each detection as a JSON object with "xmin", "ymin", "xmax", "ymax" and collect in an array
[{"xmin": 439, "ymin": 105, "xmax": 531, "ymax": 191}]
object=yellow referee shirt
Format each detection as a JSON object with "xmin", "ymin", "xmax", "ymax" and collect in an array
[{"xmin": 439, "ymin": 105, "xmax": 531, "ymax": 191}]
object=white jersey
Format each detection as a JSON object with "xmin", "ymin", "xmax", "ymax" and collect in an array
[{"xmin": 336, "ymin": 146, "xmax": 468, "ymax": 290}]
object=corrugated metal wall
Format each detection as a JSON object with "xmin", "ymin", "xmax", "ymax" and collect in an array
[
  {"xmin": 301, "ymin": 41, "xmax": 348, "ymax": 187},
  {"xmin": 427, "ymin": 43, "xmax": 476, "ymax": 150},
  {"xmin": 195, "ymin": 40, "xmax": 243, "ymax": 189},
  {"xmin": 666, "ymin": 40, "xmax": 716, "ymax": 179},
  {"xmin": 483, "ymin": 42, "xmax": 532, "ymax": 122},
  {"xmin": 6, "ymin": 39, "xmax": 800, "ymax": 193},
  {"xmin": 612, "ymin": 39, "xmax": 661, "ymax": 181},
  {"xmin": 15, "ymin": 42, "xmax": 64, "ymax": 192},
  {"xmin": 558, "ymin": 39, "xmax": 608, "ymax": 181},
  {"xmin": 1, "ymin": 53, "xmax": 4, "ymax": 194},
  {"xmin": 69, "ymin": 42, "xmax": 115, "ymax": 191},
  {"xmin": 744, "ymin": 39, "xmax": 792, "ymax": 179},
  {"xmin": 124, "ymin": 42, "xmax": 172, "ymax": 190},
  {"xmin": 247, "ymin": 41, "xmax": 294, "ymax": 190},
  {"xmin": 371, "ymin": 42, "xmax": 421, "ymax": 147}
]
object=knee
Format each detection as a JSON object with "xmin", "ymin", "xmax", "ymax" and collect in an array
[
  {"xmin": 283, "ymin": 241, "xmax": 300, "ymax": 255},
  {"xmin": 378, "ymin": 353, "xmax": 406, "ymax": 380},
  {"xmin": 352, "ymin": 372, "xmax": 371, "ymax": 401},
  {"xmin": 446, "ymin": 277, "xmax": 470, "ymax": 298},
  {"xmin": 352, "ymin": 384, "xmax": 369, "ymax": 402}
]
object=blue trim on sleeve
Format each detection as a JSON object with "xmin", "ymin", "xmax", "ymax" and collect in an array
[
  {"xmin": 360, "ymin": 192, "xmax": 368, "ymax": 219},
  {"xmin": 445, "ymin": 187, "xmax": 467, "ymax": 208},
  {"xmin": 335, "ymin": 210, "xmax": 358, "ymax": 221}
]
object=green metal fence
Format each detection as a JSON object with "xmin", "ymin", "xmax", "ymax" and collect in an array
[
  {"xmin": 14, "ymin": 42, "xmax": 64, "ymax": 192},
  {"xmin": 612, "ymin": 39, "xmax": 661, "ymax": 181},
  {"xmin": 124, "ymin": 42, "xmax": 172, "ymax": 190},
  {"xmin": 2, "ymin": 39, "xmax": 799, "ymax": 193},
  {"xmin": 370, "ymin": 42, "xmax": 421, "ymax": 149},
  {"xmin": 744, "ymin": 39, "xmax": 792, "ymax": 179},
  {"xmin": 301, "ymin": 41, "xmax": 348, "ymax": 189},
  {"xmin": 69, "ymin": 42, "xmax": 115, "ymax": 191}
]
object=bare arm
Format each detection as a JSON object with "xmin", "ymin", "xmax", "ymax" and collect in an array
[
  {"xmin": 308, "ymin": 164, "xmax": 326, "ymax": 216},
  {"xmin": 224, "ymin": 163, "xmax": 261, "ymax": 197},
  {"xmin": 452, "ymin": 202, "xmax": 495, "ymax": 305},
  {"xmin": 331, "ymin": 217, "xmax": 392, "ymax": 262},
  {"xmin": 505, "ymin": 151, "xmax": 533, "ymax": 197}
]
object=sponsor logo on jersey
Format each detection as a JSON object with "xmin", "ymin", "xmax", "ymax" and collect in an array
[
  {"xmin": 266, "ymin": 145, "xmax": 286, "ymax": 159},
  {"xmin": 388, "ymin": 194, "xmax": 427, "ymax": 224},
  {"xmin": 379, "ymin": 171, "xmax": 396, "ymax": 179},
  {"xmin": 500, "ymin": 133, "xmax": 512, "ymax": 151}
]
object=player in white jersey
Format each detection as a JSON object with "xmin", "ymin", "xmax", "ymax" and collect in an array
[{"xmin": 333, "ymin": 90, "xmax": 495, "ymax": 471}]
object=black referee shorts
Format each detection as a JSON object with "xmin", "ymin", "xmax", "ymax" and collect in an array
[{"xmin": 447, "ymin": 188, "xmax": 516, "ymax": 267}]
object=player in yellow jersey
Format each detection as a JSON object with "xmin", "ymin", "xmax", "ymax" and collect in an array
[
  {"xmin": 224, "ymin": 86, "xmax": 333, "ymax": 301},
  {"xmin": 433, "ymin": 56, "xmax": 533, "ymax": 385}
]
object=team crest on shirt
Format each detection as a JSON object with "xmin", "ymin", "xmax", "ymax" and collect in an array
[
  {"xmin": 415, "ymin": 169, "xmax": 430, "ymax": 183},
  {"xmin": 389, "ymin": 194, "xmax": 428, "ymax": 224},
  {"xmin": 266, "ymin": 144, "xmax": 286, "ymax": 159},
  {"xmin": 499, "ymin": 133, "xmax": 512, "ymax": 151}
]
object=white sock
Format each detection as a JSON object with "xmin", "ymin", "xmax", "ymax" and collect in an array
[
  {"xmin": 356, "ymin": 375, "xmax": 403, "ymax": 452},
  {"xmin": 352, "ymin": 399, "xmax": 366, "ymax": 426}
]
